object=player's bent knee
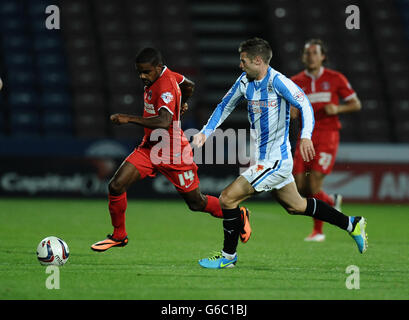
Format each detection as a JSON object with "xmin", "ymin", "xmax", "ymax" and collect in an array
[
  {"xmin": 108, "ymin": 179, "xmax": 126, "ymax": 196},
  {"xmin": 186, "ymin": 199, "xmax": 206, "ymax": 212},
  {"xmin": 285, "ymin": 207, "xmax": 297, "ymax": 215},
  {"xmin": 219, "ymin": 191, "xmax": 235, "ymax": 209},
  {"xmin": 282, "ymin": 202, "xmax": 307, "ymax": 216}
]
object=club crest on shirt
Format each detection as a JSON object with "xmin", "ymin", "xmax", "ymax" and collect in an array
[
  {"xmin": 293, "ymin": 90, "xmax": 305, "ymax": 102},
  {"xmin": 161, "ymin": 92, "xmax": 174, "ymax": 104},
  {"xmin": 321, "ymin": 82, "xmax": 330, "ymax": 90},
  {"xmin": 268, "ymin": 82, "xmax": 274, "ymax": 93}
]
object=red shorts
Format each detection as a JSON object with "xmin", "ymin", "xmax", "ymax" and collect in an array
[
  {"xmin": 293, "ymin": 130, "xmax": 339, "ymax": 175},
  {"xmin": 125, "ymin": 147, "xmax": 200, "ymax": 193}
]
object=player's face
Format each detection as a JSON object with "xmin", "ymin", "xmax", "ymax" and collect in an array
[
  {"xmin": 302, "ymin": 44, "xmax": 325, "ymax": 70},
  {"xmin": 135, "ymin": 62, "xmax": 163, "ymax": 87},
  {"xmin": 239, "ymin": 52, "xmax": 259, "ymax": 81}
]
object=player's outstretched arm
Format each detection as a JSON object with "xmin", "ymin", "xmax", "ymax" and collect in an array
[
  {"xmin": 110, "ymin": 108, "xmax": 173, "ymax": 130},
  {"xmin": 273, "ymin": 75, "xmax": 314, "ymax": 140},
  {"xmin": 192, "ymin": 132, "xmax": 206, "ymax": 148},
  {"xmin": 197, "ymin": 73, "xmax": 245, "ymax": 141}
]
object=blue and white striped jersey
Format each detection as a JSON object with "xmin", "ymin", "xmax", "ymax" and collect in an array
[{"xmin": 200, "ymin": 66, "xmax": 315, "ymax": 161}]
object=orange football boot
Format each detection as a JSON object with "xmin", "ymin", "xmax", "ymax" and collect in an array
[
  {"xmin": 91, "ymin": 234, "xmax": 128, "ymax": 252},
  {"xmin": 239, "ymin": 207, "xmax": 252, "ymax": 243}
]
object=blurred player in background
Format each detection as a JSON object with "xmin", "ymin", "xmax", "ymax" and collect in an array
[
  {"xmin": 291, "ymin": 39, "xmax": 361, "ymax": 242},
  {"xmin": 0, "ymin": 77, "xmax": 3, "ymax": 90},
  {"xmin": 91, "ymin": 48, "xmax": 251, "ymax": 252},
  {"xmin": 193, "ymin": 38, "xmax": 367, "ymax": 269}
]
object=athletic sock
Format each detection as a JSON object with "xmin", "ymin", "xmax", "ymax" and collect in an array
[
  {"xmin": 222, "ymin": 207, "xmax": 242, "ymax": 255},
  {"xmin": 313, "ymin": 190, "xmax": 335, "ymax": 206},
  {"xmin": 203, "ymin": 195, "xmax": 223, "ymax": 218},
  {"xmin": 108, "ymin": 192, "xmax": 127, "ymax": 239},
  {"xmin": 313, "ymin": 218, "xmax": 324, "ymax": 234},
  {"xmin": 221, "ymin": 250, "xmax": 237, "ymax": 260},
  {"xmin": 304, "ymin": 198, "xmax": 349, "ymax": 231},
  {"xmin": 310, "ymin": 190, "xmax": 334, "ymax": 234}
]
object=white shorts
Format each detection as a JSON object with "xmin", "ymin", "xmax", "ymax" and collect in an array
[{"xmin": 241, "ymin": 159, "xmax": 294, "ymax": 192}]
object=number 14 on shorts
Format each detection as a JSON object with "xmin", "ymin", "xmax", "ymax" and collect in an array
[{"xmin": 178, "ymin": 170, "xmax": 195, "ymax": 188}]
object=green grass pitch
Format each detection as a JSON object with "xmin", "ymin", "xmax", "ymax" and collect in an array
[{"xmin": 0, "ymin": 198, "xmax": 408, "ymax": 300}]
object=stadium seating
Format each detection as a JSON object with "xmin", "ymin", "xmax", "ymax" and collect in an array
[
  {"xmin": 0, "ymin": 0, "xmax": 408, "ymax": 144},
  {"xmin": 9, "ymin": 109, "xmax": 41, "ymax": 137},
  {"xmin": 0, "ymin": 0, "xmax": 71, "ymax": 137},
  {"xmin": 0, "ymin": 99, "xmax": 5, "ymax": 136},
  {"xmin": 42, "ymin": 111, "xmax": 73, "ymax": 137},
  {"xmin": 262, "ymin": 0, "xmax": 409, "ymax": 143}
]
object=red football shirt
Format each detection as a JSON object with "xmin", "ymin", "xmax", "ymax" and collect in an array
[
  {"xmin": 291, "ymin": 67, "xmax": 356, "ymax": 131},
  {"xmin": 140, "ymin": 66, "xmax": 190, "ymax": 163}
]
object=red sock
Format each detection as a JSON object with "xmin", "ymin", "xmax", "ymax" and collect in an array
[
  {"xmin": 109, "ymin": 192, "xmax": 127, "ymax": 239},
  {"xmin": 203, "ymin": 195, "xmax": 223, "ymax": 218},
  {"xmin": 313, "ymin": 218, "xmax": 324, "ymax": 234},
  {"xmin": 313, "ymin": 190, "xmax": 334, "ymax": 206},
  {"xmin": 311, "ymin": 190, "xmax": 333, "ymax": 234}
]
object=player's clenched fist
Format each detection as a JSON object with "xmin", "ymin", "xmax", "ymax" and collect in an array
[
  {"xmin": 192, "ymin": 132, "xmax": 206, "ymax": 148},
  {"xmin": 110, "ymin": 113, "xmax": 129, "ymax": 125}
]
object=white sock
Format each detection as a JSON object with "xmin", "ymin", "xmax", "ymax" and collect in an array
[{"xmin": 221, "ymin": 250, "xmax": 236, "ymax": 260}]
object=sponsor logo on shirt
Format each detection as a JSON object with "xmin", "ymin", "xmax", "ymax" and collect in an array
[
  {"xmin": 248, "ymin": 100, "xmax": 278, "ymax": 108},
  {"xmin": 307, "ymin": 92, "xmax": 332, "ymax": 103},
  {"xmin": 144, "ymin": 102, "xmax": 156, "ymax": 114}
]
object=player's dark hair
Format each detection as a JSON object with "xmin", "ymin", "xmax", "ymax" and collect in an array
[
  {"xmin": 304, "ymin": 38, "xmax": 328, "ymax": 63},
  {"xmin": 135, "ymin": 47, "xmax": 163, "ymax": 66},
  {"xmin": 238, "ymin": 37, "xmax": 272, "ymax": 64}
]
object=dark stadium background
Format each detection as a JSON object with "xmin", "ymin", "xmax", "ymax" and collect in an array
[{"xmin": 0, "ymin": 0, "xmax": 408, "ymax": 203}]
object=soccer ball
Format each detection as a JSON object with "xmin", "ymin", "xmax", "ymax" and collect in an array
[{"xmin": 36, "ymin": 236, "xmax": 69, "ymax": 266}]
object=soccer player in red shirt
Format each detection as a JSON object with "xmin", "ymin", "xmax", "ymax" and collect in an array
[
  {"xmin": 91, "ymin": 48, "xmax": 251, "ymax": 251},
  {"xmin": 291, "ymin": 39, "xmax": 361, "ymax": 242}
]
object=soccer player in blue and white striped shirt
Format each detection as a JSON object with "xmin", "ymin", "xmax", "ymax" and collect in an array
[{"xmin": 193, "ymin": 38, "xmax": 368, "ymax": 269}]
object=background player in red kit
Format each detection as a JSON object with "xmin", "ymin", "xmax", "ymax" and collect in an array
[
  {"xmin": 291, "ymin": 39, "xmax": 361, "ymax": 242},
  {"xmin": 91, "ymin": 48, "xmax": 251, "ymax": 251}
]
